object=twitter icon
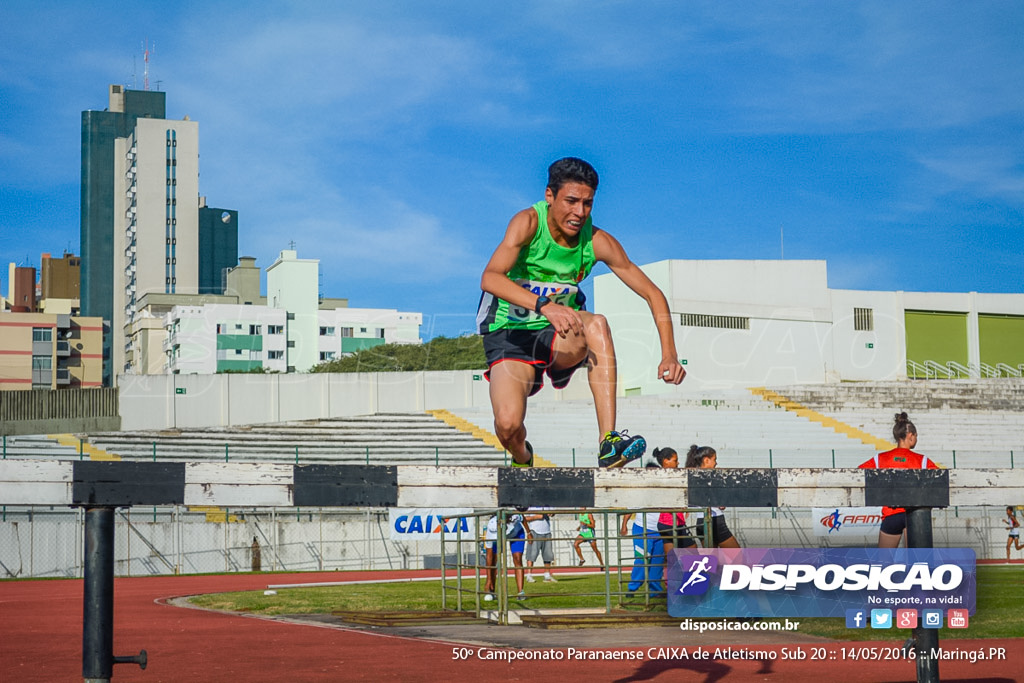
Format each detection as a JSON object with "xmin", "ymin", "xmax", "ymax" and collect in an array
[{"xmin": 870, "ymin": 609, "xmax": 892, "ymax": 629}]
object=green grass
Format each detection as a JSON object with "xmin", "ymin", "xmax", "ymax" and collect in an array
[{"xmin": 187, "ymin": 565, "xmax": 1024, "ymax": 641}]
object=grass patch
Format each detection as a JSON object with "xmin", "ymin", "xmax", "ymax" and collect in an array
[{"xmin": 187, "ymin": 566, "xmax": 1023, "ymax": 640}]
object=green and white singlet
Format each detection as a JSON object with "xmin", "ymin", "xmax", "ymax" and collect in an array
[{"xmin": 477, "ymin": 201, "xmax": 596, "ymax": 334}]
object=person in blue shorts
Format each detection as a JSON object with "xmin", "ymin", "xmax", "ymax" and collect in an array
[
  {"xmin": 619, "ymin": 461, "xmax": 665, "ymax": 596},
  {"xmin": 483, "ymin": 512, "xmax": 528, "ymax": 600}
]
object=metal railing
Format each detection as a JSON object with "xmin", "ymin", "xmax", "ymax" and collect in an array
[{"xmin": 439, "ymin": 508, "xmax": 716, "ymax": 623}]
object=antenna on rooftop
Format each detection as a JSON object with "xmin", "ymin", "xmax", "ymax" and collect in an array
[{"xmin": 142, "ymin": 40, "xmax": 155, "ymax": 91}]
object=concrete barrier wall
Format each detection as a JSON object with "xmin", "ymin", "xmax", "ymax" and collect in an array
[{"xmin": 118, "ymin": 370, "xmax": 591, "ymax": 430}]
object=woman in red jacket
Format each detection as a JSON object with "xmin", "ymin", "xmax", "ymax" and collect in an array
[{"xmin": 858, "ymin": 412, "xmax": 940, "ymax": 548}]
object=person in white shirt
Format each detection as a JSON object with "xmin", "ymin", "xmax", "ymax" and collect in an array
[{"xmin": 524, "ymin": 510, "xmax": 557, "ymax": 582}]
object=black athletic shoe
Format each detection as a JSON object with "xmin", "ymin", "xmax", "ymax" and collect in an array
[
  {"xmin": 598, "ymin": 431, "xmax": 646, "ymax": 468},
  {"xmin": 511, "ymin": 440, "xmax": 534, "ymax": 468}
]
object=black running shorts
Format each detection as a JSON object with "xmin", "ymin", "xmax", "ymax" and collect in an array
[
  {"xmin": 482, "ymin": 327, "xmax": 585, "ymax": 396},
  {"xmin": 880, "ymin": 512, "xmax": 907, "ymax": 536}
]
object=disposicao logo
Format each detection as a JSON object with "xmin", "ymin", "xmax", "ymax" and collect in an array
[
  {"xmin": 667, "ymin": 548, "xmax": 976, "ymax": 619},
  {"xmin": 677, "ymin": 555, "xmax": 718, "ymax": 595}
]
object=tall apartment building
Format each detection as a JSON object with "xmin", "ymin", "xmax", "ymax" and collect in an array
[{"xmin": 81, "ymin": 85, "xmax": 237, "ymax": 385}]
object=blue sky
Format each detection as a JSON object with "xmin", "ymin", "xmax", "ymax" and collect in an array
[{"xmin": 2, "ymin": 1, "xmax": 1022, "ymax": 340}]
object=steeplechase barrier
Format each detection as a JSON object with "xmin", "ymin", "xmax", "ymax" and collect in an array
[{"xmin": 2, "ymin": 461, "xmax": 1022, "ymax": 683}]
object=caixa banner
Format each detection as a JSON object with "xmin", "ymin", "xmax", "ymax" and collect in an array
[
  {"xmin": 667, "ymin": 548, "xmax": 975, "ymax": 618},
  {"xmin": 388, "ymin": 508, "xmax": 474, "ymax": 541}
]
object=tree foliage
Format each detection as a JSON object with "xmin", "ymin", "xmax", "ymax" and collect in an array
[{"xmin": 311, "ymin": 335, "xmax": 486, "ymax": 373}]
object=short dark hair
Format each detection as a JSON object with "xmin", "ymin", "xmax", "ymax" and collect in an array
[{"xmin": 547, "ymin": 157, "xmax": 599, "ymax": 196}]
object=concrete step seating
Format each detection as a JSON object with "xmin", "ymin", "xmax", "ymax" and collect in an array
[
  {"xmin": 761, "ymin": 380, "xmax": 1023, "ymax": 468},
  {"xmin": 0, "ymin": 434, "xmax": 81, "ymax": 459},
  {"xmin": 451, "ymin": 391, "xmax": 878, "ymax": 468},
  {"xmin": 774, "ymin": 379, "xmax": 1024, "ymax": 412},
  {"xmin": 80, "ymin": 413, "xmax": 507, "ymax": 466}
]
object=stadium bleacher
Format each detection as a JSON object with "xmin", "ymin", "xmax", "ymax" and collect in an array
[{"xmin": 21, "ymin": 413, "xmax": 507, "ymax": 466}]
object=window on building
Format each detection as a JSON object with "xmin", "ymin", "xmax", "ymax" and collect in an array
[
  {"xmin": 340, "ymin": 327, "xmax": 353, "ymax": 338},
  {"xmin": 319, "ymin": 351, "xmax": 335, "ymax": 361},
  {"xmin": 32, "ymin": 328, "xmax": 53, "ymax": 342},
  {"xmin": 268, "ymin": 325, "xmax": 284, "ymax": 334},
  {"xmin": 320, "ymin": 326, "xmax": 335, "ymax": 336},
  {"xmin": 679, "ymin": 313, "xmax": 750, "ymax": 330},
  {"xmin": 287, "ymin": 341, "xmax": 296, "ymax": 348},
  {"xmin": 268, "ymin": 350, "xmax": 284, "ymax": 360},
  {"xmin": 376, "ymin": 328, "xmax": 385, "ymax": 339},
  {"xmin": 249, "ymin": 324, "xmax": 261, "ymax": 335},
  {"xmin": 854, "ymin": 308, "xmax": 874, "ymax": 331},
  {"xmin": 32, "ymin": 356, "xmax": 52, "ymax": 370},
  {"xmin": 360, "ymin": 327, "xmax": 367, "ymax": 334}
]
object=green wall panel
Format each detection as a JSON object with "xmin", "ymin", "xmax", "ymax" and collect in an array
[
  {"xmin": 979, "ymin": 314, "xmax": 1024, "ymax": 372},
  {"xmin": 341, "ymin": 337, "xmax": 385, "ymax": 353},
  {"xmin": 216, "ymin": 359, "xmax": 262, "ymax": 372},
  {"xmin": 904, "ymin": 311, "xmax": 968, "ymax": 369},
  {"xmin": 216, "ymin": 334, "xmax": 262, "ymax": 350}
]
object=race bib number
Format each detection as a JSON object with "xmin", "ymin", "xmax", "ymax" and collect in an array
[{"xmin": 508, "ymin": 280, "xmax": 579, "ymax": 322}]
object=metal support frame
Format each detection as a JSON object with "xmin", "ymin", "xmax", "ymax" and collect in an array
[
  {"xmin": 907, "ymin": 507, "xmax": 939, "ymax": 683},
  {"xmin": 82, "ymin": 506, "xmax": 146, "ymax": 683}
]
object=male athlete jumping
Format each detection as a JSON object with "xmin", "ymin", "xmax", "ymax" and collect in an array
[{"xmin": 478, "ymin": 157, "xmax": 685, "ymax": 467}]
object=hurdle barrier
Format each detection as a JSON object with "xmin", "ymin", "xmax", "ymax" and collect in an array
[{"xmin": 2, "ymin": 461, "xmax": 1022, "ymax": 683}]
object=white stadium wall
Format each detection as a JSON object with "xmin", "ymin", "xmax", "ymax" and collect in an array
[{"xmin": 597, "ymin": 259, "xmax": 1024, "ymax": 395}]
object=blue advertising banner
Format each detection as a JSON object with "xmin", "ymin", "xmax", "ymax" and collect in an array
[{"xmin": 667, "ymin": 548, "xmax": 975, "ymax": 618}]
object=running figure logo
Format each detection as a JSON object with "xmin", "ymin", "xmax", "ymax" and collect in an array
[
  {"xmin": 677, "ymin": 555, "xmax": 718, "ymax": 596},
  {"xmin": 820, "ymin": 509, "xmax": 843, "ymax": 533}
]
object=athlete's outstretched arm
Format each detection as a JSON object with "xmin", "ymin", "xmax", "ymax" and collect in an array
[{"xmin": 593, "ymin": 229, "xmax": 685, "ymax": 385}]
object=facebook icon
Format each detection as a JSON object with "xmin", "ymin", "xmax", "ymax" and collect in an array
[{"xmin": 846, "ymin": 609, "xmax": 866, "ymax": 629}]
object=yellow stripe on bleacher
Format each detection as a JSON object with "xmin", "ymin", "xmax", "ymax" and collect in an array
[
  {"xmin": 47, "ymin": 434, "xmax": 120, "ymax": 461},
  {"xmin": 426, "ymin": 409, "xmax": 557, "ymax": 467},
  {"xmin": 748, "ymin": 387, "xmax": 896, "ymax": 451}
]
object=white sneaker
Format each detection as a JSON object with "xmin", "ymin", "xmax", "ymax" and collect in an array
[
  {"xmin": 526, "ymin": 575, "xmax": 536, "ymax": 583},
  {"xmin": 483, "ymin": 593, "xmax": 494, "ymax": 602},
  {"xmin": 543, "ymin": 575, "xmax": 557, "ymax": 583}
]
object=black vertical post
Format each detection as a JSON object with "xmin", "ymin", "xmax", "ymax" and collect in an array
[
  {"xmin": 83, "ymin": 506, "xmax": 115, "ymax": 683},
  {"xmin": 906, "ymin": 506, "xmax": 939, "ymax": 683}
]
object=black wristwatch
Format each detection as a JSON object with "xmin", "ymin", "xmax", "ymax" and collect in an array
[{"xmin": 534, "ymin": 295, "xmax": 551, "ymax": 314}]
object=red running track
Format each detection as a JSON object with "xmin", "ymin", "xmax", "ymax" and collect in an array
[{"xmin": 1, "ymin": 571, "xmax": 1020, "ymax": 682}]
